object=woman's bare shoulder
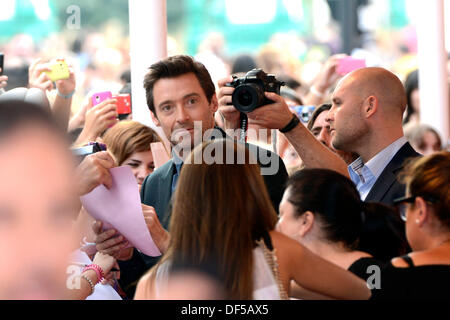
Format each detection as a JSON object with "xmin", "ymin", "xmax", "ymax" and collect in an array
[
  {"xmin": 269, "ymin": 231, "xmax": 304, "ymax": 254},
  {"xmin": 134, "ymin": 269, "xmax": 156, "ymax": 300}
]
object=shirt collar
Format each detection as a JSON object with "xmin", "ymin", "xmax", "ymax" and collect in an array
[
  {"xmin": 171, "ymin": 149, "xmax": 183, "ymax": 173},
  {"xmin": 364, "ymin": 136, "xmax": 407, "ymax": 180}
]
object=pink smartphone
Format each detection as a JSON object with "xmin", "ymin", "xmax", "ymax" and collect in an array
[
  {"xmin": 336, "ymin": 57, "xmax": 366, "ymax": 75},
  {"xmin": 91, "ymin": 91, "xmax": 112, "ymax": 106}
]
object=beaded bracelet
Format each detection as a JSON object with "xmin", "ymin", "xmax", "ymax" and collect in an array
[
  {"xmin": 81, "ymin": 274, "xmax": 95, "ymax": 295},
  {"xmin": 82, "ymin": 264, "xmax": 105, "ymax": 284}
]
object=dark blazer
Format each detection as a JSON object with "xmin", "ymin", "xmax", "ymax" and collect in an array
[
  {"xmin": 365, "ymin": 142, "xmax": 420, "ymax": 205},
  {"xmin": 358, "ymin": 142, "xmax": 421, "ymax": 262}
]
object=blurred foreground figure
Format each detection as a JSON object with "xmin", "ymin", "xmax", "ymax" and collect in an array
[
  {"xmin": 156, "ymin": 259, "xmax": 225, "ymax": 300},
  {"xmin": 0, "ymin": 100, "xmax": 78, "ymax": 299}
]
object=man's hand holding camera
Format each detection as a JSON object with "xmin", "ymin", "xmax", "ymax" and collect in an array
[
  {"xmin": 217, "ymin": 69, "xmax": 295, "ymax": 131},
  {"xmin": 247, "ymin": 91, "xmax": 295, "ymax": 130},
  {"xmin": 217, "ymin": 76, "xmax": 241, "ymax": 130},
  {"xmin": 218, "ymin": 69, "xmax": 348, "ymax": 176}
]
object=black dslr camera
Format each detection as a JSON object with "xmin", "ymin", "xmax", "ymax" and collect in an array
[{"xmin": 225, "ymin": 69, "xmax": 284, "ymax": 113}]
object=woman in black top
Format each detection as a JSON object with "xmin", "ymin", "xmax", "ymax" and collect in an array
[
  {"xmin": 277, "ymin": 169, "xmax": 389, "ymax": 299},
  {"xmin": 371, "ymin": 151, "xmax": 450, "ymax": 300}
]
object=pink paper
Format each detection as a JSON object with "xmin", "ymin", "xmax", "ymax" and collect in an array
[
  {"xmin": 80, "ymin": 166, "xmax": 161, "ymax": 257},
  {"xmin": 336, "ymin": 57, "xmax": 366, "ymax": 75},
  {"xmin": 151, "ymin": 142, "xmax": 170, "ymax": 169}
]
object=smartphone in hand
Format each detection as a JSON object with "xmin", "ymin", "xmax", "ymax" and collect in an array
[
  {"xmin": 44, "ymin": 59, "xmax": 70, "ymax": 81},
  {"xmin": 91, "ymin": 91, "xmax": 113, "ymax": 107},
  {"xmin": 112, "ymin": 94, "xmax": 131, "ymax": 114}
]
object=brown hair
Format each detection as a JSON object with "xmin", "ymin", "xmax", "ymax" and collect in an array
[
  {"xmin": 102, "ymin": 121, "xmax": 161, "ymax": 166},
  {"xmin": 143, "ymin": 55, "xmax": 216, "ymax": 115},
  {"xmin": 151, "ymin": 139, "xmax": 278, "ymax": 299},
  {"xmin": 400, "ymin": 151, "xmax": 450, "ymax": 229},
  {"xmin": 307, "ymin": 103, "xmax": 331, "ymax": 131}
]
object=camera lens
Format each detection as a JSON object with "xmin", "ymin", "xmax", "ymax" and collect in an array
[
  {"xmin": 238, "ymin": 89, "xmax": 252, "ymax": 107},
  {"xmin": 232, "ymin": 83, "xmax": 264, "ymax": 113}
]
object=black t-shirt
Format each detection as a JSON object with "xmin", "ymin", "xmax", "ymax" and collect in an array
[
  {"xmin": 348, "ymin": 257, "xmax": 385, "ymax": 282},
  {"xmin": 370, "ymin": 262, "xmax": 450, "ymax": 300}
]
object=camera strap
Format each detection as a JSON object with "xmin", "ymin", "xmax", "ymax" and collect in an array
[{"xmin": 239, "ymin": 112, "xmax": 248, "ymax": 143}]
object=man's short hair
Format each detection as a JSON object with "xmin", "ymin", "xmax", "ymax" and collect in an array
[
  {"xmin": 307, "ymin": 103, "xmax": 332, "ymax": 131},
  {"xmin": 143, "ymin": 55, "xmax": 216, "ymax": 114}
]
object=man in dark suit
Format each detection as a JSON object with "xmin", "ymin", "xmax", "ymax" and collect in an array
[{"xmin": 94, "ymin": 55, "xmax": 288, "ymax": 297}]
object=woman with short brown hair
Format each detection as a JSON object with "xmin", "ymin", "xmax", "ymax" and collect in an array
[{"xmin": 102, "ymin": 121, "xmax": 164, "ymax": 185}]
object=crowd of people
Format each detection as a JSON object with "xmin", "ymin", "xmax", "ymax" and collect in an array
[{"xmin": 0, "ymin": 32, "xmax": 449, "ymax": 301}]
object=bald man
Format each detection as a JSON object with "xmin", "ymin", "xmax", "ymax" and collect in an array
[
  {"xmin": 217, "ymin": 67, "xmax": 420, "ymax": 205},
  {"xmin": 325, "ymin": 67, "xmax": 420, "ymax": 203}
]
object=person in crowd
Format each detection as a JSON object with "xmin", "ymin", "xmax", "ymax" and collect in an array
[
  {"xmin": 302, "ymin": 54, "xmax": 348, "ymax": 107},
  {"xmin": 102, "ymin": 120, "xmax": 164, "ymax": 186},
  {"xmin": 219, "ymin": 67, "xmax": 421, "ymax": 206},
  {"xmin": 72, "ymin": 97, "xmax": 118, "ymax": 146},
  {"xmin": 404, "ymin": 123, "xmax": 442, "ymax": 155},
  {"xmin": 403, "ymin": 69, "xmax": 419, "ymax": 125},
  {"xmin": 307, "ymin": 103, "xmax": 358, "ymax": 165},
  {"xmin": 135, "ymin": 139, "xmax": 371, "ymax": 300},
  {"xmin": 27, "ymin": 58, "xmax": 77, "ymax": 131},
  {"xmin": 92, "ymin": 55, "xmax": 289, "ymax": 298},
  {"xmin": 0, "ymin": 100, "xmax": 116, "ymax": 299},
  {"xmin": 371, "ymin": 151, "xmax": 450, "ymax": 300},
  {"xmin": 277, "ymin": 169, "xmax": 405, "ymax": 292}
]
